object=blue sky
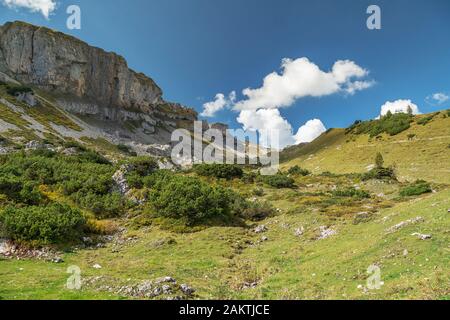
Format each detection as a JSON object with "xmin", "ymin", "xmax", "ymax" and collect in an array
[{"xmin": 1, "ymin": 0, "xmax": 449, "ymax": 147}]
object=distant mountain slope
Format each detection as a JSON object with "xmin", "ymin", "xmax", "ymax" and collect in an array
[{"xmin": 281, "ymin": 111, "xmax": 450, "ymax": 183}]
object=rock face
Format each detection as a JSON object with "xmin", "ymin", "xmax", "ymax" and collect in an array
[
  {"xmin": 0, "ymin": 21, "xmax": 199, "ymax": 150},
  {"xmin": 0, "ymin": 21, "xmax": 163, "ymax": 113}
]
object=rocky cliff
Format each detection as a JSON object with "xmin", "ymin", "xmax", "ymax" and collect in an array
[
  {"xmin": 0, "ymin": 21, "xmax": 198, "ymax": 150},
  {"xmin": 0, "ymin": 21, "xmax": 167, "ymax": 113}
]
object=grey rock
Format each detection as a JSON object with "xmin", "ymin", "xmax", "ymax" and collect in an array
[
  {"xmin": 156, "ymin": 276, "xmax": 176, "ymax": 284},
  {"xmin": 411, "ymin": 233, "xmax": 432, "ymax": 240},
  {"xmin": 180, "ymin": 284, "xmax": 195, "ymax": 295},
  {"xmin": 25, "ymin": 140, "xmax": 44, "ymax": 150},
  {"xmin": 51, "ymin": 257, "xmax": 64, "ymax": 263},
  {"xmin": 317, "ymin": 226, "xmax": 337, "ymax": 240},
  {"xmin": 254, "ymin": 225, "xmax": 267, "ymax": 234},
  {"xmin": 61, "ymin": 147, "xmax": 79, "ymax": 156},
  {"xmin": 294, "ymin": 227, "xmax": 305, "ymax": 237},
  {"xmin": 15, "ymin": 91, "xmax": 37, "ymax": 106},
  {"xmin": 162, "ymin": 285, "xmax": 172, "ymax": 294},
  {"xmin": 386, "ymin": 217, "xmax": 425, "ymax": 233},
  {"xmin": 152, "ymin": 287, "xmax": 163, "ymax": 296}
]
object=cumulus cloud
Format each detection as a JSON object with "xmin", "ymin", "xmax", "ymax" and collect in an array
[
  {"xmin": 203, "ymin": 57, "xmax": 370, "ymax": 149},
  {"xmin": 237, "ymin": 108, "xmax": 296, "ymax": 149},
  {"xmin": 1, "ymin": 0, "xmax": 57, "ymax": 19},
  {"xmin": 380, "ymin": 99, "xmax": 421, "ymax": 117},
  {"xmin": 237, "ymin": 109, "xmax": 327, "ymax": 149},
  {"xmin": 233, "ymin": 57, "xmax": 373, "ymax": 111},
  {"xmin": 294, "ymin": 119, "xmax": 327, "ymax": 144},
  {"xmin": 200, "ymin": 91, "xmax": 236, "ymax": 117},
  {"xmin": 425, "ymin": 92, "xmax": 449, "ymax": 106}
]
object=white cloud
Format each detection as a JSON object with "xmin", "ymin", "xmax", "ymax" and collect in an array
[
  {"xmin": 425, "ymin": 92, "xmax": 449, "ymax": 106},
  {"xmin": 294, "ymin": 119, "xmax": 327, "ymax": 144},
  {"xmin": 233, "ymin": 57, "xmax": 374, "ymax": 111},
  {"xmin": 237, "ymin": 108, "xmax": 296, "ymax": 149},
  {"xmin": 201, "ymin": 91, "xmax": 235, "ymax": 117},
  {"xmin": 380, "ymin": 99, "xmax": 420, "ymax": 117},
  {"xmin": 204, "ymin": 57, "xmax": 369, "ymax": 149},
  {"xmin": 237, "ymin": 109, "xmax": 327, "ymax": 149},
  {"xmin": 1, "ymin": 0, "xmax": 57, "ymax": 19}
]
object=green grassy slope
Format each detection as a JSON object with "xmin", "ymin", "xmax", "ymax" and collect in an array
[
  {"xmin": 1, "ymin": 177, "xmax": 448, "ymax": 300},
  {"xmin": 281, "ymin": 111, "xmax": 450, "ymax": 183}
]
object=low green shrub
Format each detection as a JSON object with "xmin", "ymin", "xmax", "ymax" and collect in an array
[
  {"xmin": 239, "ymin": 200, "xmax": 275, "ymax": 221},
  {"xmin": 350, "ymin": 112, "xmax": 413, "ymax": 137},
  {"xmin": 142, "ymin": 170, "xmax": 175, "ymax": 189},
  {"xmin": 0, "ymin": 152, "xmax": 121, "ymax": 218},
  {"xmin": 259, "ymin": 174, "xmax": 295, "ymax": 189},
  {"xmin": 400, "ymin": 180, "xmax": 432, "ymax": 197},
  {"xmin": 252, "ymin": 187, "xmax": 265, "ymax": 197},
  {"xmin": 0, "ymin": 203, "xmax": 86, "ymax": 244},
  {"xmin": 77, "ymin": 150, "xmax": 110, "ymax": 165},
  {"xmin": 194, "ymin": 164, "xmax": 244, "ymax": 180},
  {"xmin": 242, "ymin": 171, "xmax": 258, "ymax": 183},
  {"xmin": 416, "ymin": 114, "xmax": 436, "ymax": 126},
  {"xmin": 287, "ymin": 165, "xmax": 311, "ymax": 176},
  {"xmin": 128, "ymin": 157, "xmax": 158, "ymax": 176},
  {"xmin": 332, "ymin": 187, "xmax": 370, "ymax": 199},
  {"xmin": 148, "ymin": 175, "xmax": 234, "ymax": 225},
  {"xmin": 0, "ymin": 176, "xmax": 43, "ymax": 205},
  {"xmin": 362, "ymin": 167, "xmax": 397, "ymax": 181}
]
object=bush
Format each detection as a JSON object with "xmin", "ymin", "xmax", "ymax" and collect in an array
[
  {"xmin": 0, "ymin": 152, "xmax": 121, "ymax": 218},
  {"xmin": 332, "ymin": 187, "xmax": 370, "ymax": 199},
  {"xmin": 400, "ymin": 180, "xmax": 432, "ymax": 197},
  {"xmin": 0, "ymin": 203, "xmax": 86, "ymax": 244},
  {"xmin": 416, "ymin": 114, "xmax": 436, "ymax": 126},
  {"xmin": 0, "ymin": 176, "xmax": 43, "ymax": 205},
  {"xmin": 240, "ymin": 200, "xmax": 275, "ymax": 221},
  {"xmin": 194, "ymin": 164, "xmax": 244, "ymax": 180},
  {"xmin": 128, "ymin": 157, "xmax": 158, "ymax": 176},
  {"xmin": 77, "ymin": 150, "xmax": 110, "ymax": 165},
  {"xmin": 63, "ymin": 140, "xmax": 87, "ymax": 151},
  {"xmin": 142, "ymin": 170, "xmax": 174, "ymax": 189},
  {"xmin": 362, "ymin": 167, "xmax": 396, "ymax": 181},
  {"xmin": 72, "ymin": 191, "xmax": 124, "ymax": 218},
  {"xmin": 260, "ymin": 174, "xmax": 295, "ymax": 189},
  {"xmin": 149, "ymin": 175, "xmax": 234, "ymax": 225},
  {"xmin": 351, "ymin": 113, "xmax": 413, "ymax": 137},
  {"xmin": 252, "ymin": 187, "xmax": 265, "ymax": 197},
  {"xmin": 242, "ymin": 171, "xmax": 258, "ymax": 183},
  {"xmin": 287, "ymin": 165, "xmax": 311, "ymax": 176}
]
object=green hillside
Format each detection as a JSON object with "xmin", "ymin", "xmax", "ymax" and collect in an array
[
  {"xmin": 1, "ymin": 170, "xmax": 449, "ymax": 300},
  {"xmin": 0, "ymin": 85, "xmax": 449, "ymax": 300},
  {"xmin": 281, "ymin": 111, "xmax": 450, "ymax": 184}
]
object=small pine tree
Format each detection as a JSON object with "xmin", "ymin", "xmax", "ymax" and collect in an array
[{"xmin": 375, "ymin": 152, "xmax": 384, "ymax": 169}]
